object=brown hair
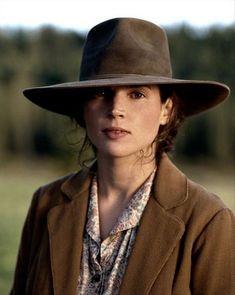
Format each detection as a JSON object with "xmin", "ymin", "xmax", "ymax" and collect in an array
[{"xmin": 156, "ymin": 85, "xmax": 185, "ymax": 160}]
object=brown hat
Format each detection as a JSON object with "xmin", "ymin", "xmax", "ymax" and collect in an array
[{"xmin": 23, "ymin": 17, "xmax": 230, "ymax": 117}]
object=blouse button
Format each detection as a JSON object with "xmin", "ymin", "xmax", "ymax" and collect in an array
[{"xmin": 92, "ymin": 273, "xmax": 101, "ymax": 282}]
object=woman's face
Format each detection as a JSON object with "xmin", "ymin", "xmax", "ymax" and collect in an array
[{"xmin": 83, "ymin": 85, "xmax": 172, "ymax": 161}]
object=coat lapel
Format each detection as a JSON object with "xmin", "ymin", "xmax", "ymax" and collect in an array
[
  {"xmin": 120, "ymin": 198, "xmax": 185, "ymax": 294},
  {"xmin": 120, "ymin": 155, "xmax": 187, "ymax": 294},
  {"xmin": 47, "ymin": 170, "xmax": 92, "ymax": 295}
]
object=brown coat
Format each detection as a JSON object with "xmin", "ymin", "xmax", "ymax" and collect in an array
[{"xmin": 10, "ymin": 155, "xmax": 235, "ymax": 295}]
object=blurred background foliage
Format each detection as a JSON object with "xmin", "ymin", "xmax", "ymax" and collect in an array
[
  {"xmin": 0, "ymin": 24, "xmax": 234, "ymax": 294},
  {"xmin": 0, "ymin": 24, "xmax": 234, "ymax": 164}
]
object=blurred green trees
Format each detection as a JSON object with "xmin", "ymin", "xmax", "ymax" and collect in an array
[
  {"xmin": 167, "ymin": 25, "xmax": 235, "ymax": 163},
  {"xmin": 0, "ymin": 24, "xmax": 234, "ymax": 164}
]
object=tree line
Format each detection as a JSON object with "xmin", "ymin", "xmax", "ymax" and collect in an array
[{"xmin": 0, "ymin": 24, "xmax": 234, "ymax": 165}]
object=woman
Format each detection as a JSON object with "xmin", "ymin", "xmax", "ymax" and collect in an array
[{"xmin": 10, "ymin": 18, "xmax": 235, "ymax": 295}]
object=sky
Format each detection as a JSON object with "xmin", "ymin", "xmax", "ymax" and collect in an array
[{"xmin": 0, "ymin": 0, "xmax": 234, "ymax": 33}]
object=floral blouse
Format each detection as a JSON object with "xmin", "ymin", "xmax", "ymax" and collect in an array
[{"xmin": 77, "ymin": 170, "xmax": 156, "ymax": 295}]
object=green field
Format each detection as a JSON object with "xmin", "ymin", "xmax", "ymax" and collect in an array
[
  {"xmin": 0, "ymin": 158, "xmax": 234, "ymax": 295},
  {"xmin": 0, "ymin": 159, "xmax": 62, "ymax": 295}
]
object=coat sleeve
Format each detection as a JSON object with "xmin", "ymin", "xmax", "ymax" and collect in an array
[
  {"xmin": 191, "ymin": 208, "xmax": 235, "ymax": 295},
  {"xmin": 9, "ymin": 188, "xmax": 41, "ymax": 295}
]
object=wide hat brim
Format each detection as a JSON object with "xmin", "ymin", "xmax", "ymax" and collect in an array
[{"xmin": 23, "ymin": 74, "xmax": 230, "ymax": 117}]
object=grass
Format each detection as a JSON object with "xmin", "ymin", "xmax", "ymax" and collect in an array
[
  {"xmin": 0, "ymin": 157, "xmax": 234, "ymax": 294},
  {"xmin": 0, "ymin": 158, "xmax": 63, "ymax": 295}
]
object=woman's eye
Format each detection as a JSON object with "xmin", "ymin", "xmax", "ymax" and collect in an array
[
  {"xmin": 130, "ymin": 91, "xmax": 145, "ymax": 99},
  {"xmin": 91, "ymin": 88, "xmax": 107, "ymax": 100}
]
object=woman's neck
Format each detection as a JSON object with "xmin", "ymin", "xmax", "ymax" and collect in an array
[
  {"xmin": 95, "ymin": 154, "xmax": 156, "ymax": 240},
  {"xmin": 96, "ymin": 154, "xmax": 156, "ymax": 202}
]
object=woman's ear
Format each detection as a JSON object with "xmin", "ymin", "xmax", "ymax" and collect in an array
[{"xmin": 160, "ymin": 98, "xmax": 173, "ymax": 125}]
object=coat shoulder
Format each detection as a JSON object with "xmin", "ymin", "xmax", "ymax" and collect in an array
[
  {"xmin": 155, "ymin": 154, "xmax": 229, "ymax": 214},
  {"xmin": 174, "ymin": 176, "xmax": 234, "ymax": 236},
  {"xmin": 157, "ymin": 155, "xmax": 233, "ymax": 230},
  {"xmin": 30, "ymin": 167, "xmax": 91, "ymax": 212},
  {"xmin": 187, "ymin": 177, "xmax": 228, "ymax": 212}
]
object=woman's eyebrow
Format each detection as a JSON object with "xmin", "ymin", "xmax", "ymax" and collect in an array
[{"xmin": 127, "ymin": 85, "xmax": 152, "ymax": 90}]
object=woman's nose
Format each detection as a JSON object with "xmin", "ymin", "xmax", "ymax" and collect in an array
[
  {"xmin": 108, "ymin": 91, "xmax": 126, "ymax": 118},
  {"xmin": 110, "ymin": 108, "xmax": 125, "ymax": 118}
]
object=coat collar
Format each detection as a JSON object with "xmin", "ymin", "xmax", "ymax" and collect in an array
[
  {"xmin": 154, "ymin": 153, "xmax": 188, "ymax": 209},
  {"xmin": 60, "ymin": 154, "xmax": 188, "ymax": 208},
  {"xmin": 47, "ymin": 154, "xmax": 187, "ymax": 295},
  {"xmin": 60, "ymin": 163, "xmax": 95, "ymax": 200}
]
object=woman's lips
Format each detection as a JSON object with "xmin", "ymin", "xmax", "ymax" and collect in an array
[{"xmin": 102, "ymin": 127, "xmax": 130, "ymax": 139}]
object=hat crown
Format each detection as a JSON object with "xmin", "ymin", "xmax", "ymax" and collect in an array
[
  {"xmin": 23, "ymin": 17, "xmax": 230, "ymax": 118},
  {"xmin": 80, "ymin": 18, "xmax": 172, "ymax": 80}
]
